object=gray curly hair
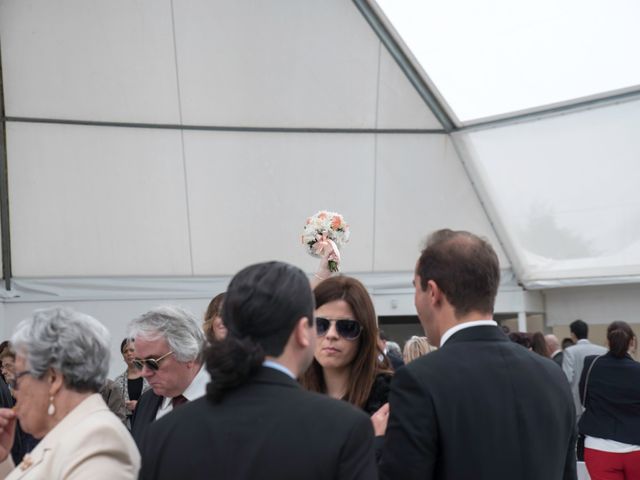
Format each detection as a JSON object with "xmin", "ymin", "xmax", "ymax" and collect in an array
[
  {"xmin": 11, "ymin": 307, "xmax": 110, "ymax": 392},
  {"xmin": 127, "ymin": 305, "xmax": 205, "ymax": 362}
]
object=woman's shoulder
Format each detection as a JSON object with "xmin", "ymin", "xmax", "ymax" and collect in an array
[{"xmin": 363, "ymin": 372, "xmax": 393, "ymax": 415}]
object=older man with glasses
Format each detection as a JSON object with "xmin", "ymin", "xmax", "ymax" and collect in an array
[{"xmin": 128, "ymin": 306, "xmax": 208, "ymax": 447}]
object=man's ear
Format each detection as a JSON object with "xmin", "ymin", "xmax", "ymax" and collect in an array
[
  {"xmin": 293, "ymin": 317, "xmax": 313, "ymax": 349},
  {"xmin": 426, "ymin": 279, "xmax": 443, "ymax": 307}
]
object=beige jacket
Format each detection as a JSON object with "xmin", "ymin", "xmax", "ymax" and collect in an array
[{"xmin": 0, "ymin": 394, "xmax": 140, "ymax": 479}]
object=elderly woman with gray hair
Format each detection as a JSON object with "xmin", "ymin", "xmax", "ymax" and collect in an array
[{"xmin": 0, "ymin": 307, "xmax": 140, "ymax": 479}]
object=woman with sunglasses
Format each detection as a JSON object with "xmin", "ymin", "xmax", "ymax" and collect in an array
[
  {"xmin": 301, "ymin": 276, "xmax": 392, "ymax": 419},
  {"xmin": 0, "ymin": 307, "xmax": 139, "ymax": 479},
  {"xmin": 113, "ymin": 338, "xmax": 150, "ymax": 428}
]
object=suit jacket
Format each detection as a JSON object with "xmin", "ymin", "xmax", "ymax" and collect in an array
[
  {"xmin": 0, "ymin": 394, "xmax": 140, "ymax": 480},
  {"xmin": 130, "ymin": 389, "xmax": 163, "ymax": 447},
  {"xmin": 553, "ymin": 351, "xmax": 564, "ymax": 368},
  {"xmin": 139, "ymin": 367, "xmax": 376, "ymax": 480},
  {"xmin": 578, "ymin": 353, "xmax": 640, "ymax": 445},
  {"xmin": 379, "ymin": 325, "xmax": 577, "ymax": 480},
  {"xmin": 562, "ymin": 339, "xmax": 607, "ymax": 418}
]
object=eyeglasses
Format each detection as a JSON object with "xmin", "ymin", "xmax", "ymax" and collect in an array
[
  {"xmin": 132, "ymin": 351, "xmax": 174, "ymax": 371},
  {"xmin": 315, "ymin": 317, "xmax": 362, "ymax": 341},
  {"xmin": 9, "ymin": 370, "xmax": 32, "ymax": 390}
]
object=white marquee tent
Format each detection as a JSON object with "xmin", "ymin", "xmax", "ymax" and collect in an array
[{"xmin": 0, "ymin": 0, "xmax": 638, "ymax": 376}]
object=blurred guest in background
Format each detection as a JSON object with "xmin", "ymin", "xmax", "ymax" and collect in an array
[
  {"xmin": 508, "ymin": 331, "xmax": 531, "ymax": 349},
  {"xmin": 563, "ymin": 319, "xmax": 607, "ymax": 423},
  {"xmin": 202, "ymin": 293, "xmax": 227, "ymax": 344},
  {"xmin": 545, "ymin": 334, "xmax": 564, "ymax": 367},
  {"xmin": 530, "ymin": 332, "xmax": 550, "ymax": 358},
  {"xmin": 580, "ymin": 321, "xmax": 640, "ymax": 480},
  {"xmin": 378, "ymin": 331, "xmax": 404, "ymax": 371},
  {"xmin": 0, "ymin": 345, "xmax": 38, "ymax": 464},
  {"xmin": 402, "ymin": 336, "xmax": 434, "ymax": 364},
  {"xmin": 100, "ymin": 379, "xmax": 128, "ymax": 425},
  {"xmin": 113, "ymin": 339, "xmax": 150, "ymax": 428}
]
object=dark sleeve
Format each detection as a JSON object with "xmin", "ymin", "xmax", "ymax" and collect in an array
[
  {"xmin": 564, "ymin": 421, "xmax": 578, "ymax": 480},
  {"xmin": 337, "ymin": 413, "xmax": 377, "ymax": 480},
  {"xmin": 578, "ymin": 356, "xmax": 596, "ymax": 409},
  {"xmin": 138, "ymin": 424, "xmax": 158, "ymax": 480},
  {"xmin": 131, "ymin": 390, "xmax": 158, "ymax": 448},
  {"xmin": 378, "ymin": 366, "xmax": 437, "ymax": 480},
  {"xmin": 364, "ymin": 374, "xmax": 392, "ymax": 415}
]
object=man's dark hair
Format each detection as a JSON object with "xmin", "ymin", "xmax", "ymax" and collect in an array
[
  {"xmin": 206, "ymin": 261, "xmax": 314, "ymax": 402},
  {"xmin": 569, "ymin": 319, "xmax": 588, "ymax": 340},
  {"xmin": 561, "ymin": 337, "xmax": 575, "ymax": 350},
  {"xmin": 416, "ymin": 229, "xmax": 500, "ymax": 318}
]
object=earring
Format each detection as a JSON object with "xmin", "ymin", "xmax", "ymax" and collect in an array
[{"xmin": 47, "ymin": 396, "xmax": 55, "ymax": 416}]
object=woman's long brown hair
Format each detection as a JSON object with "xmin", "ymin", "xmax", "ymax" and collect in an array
[{"xmin": 300, "ymin": 276, "xmax": 389, "ymax": 409}]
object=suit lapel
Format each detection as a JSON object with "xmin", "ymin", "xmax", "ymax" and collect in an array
[{"xmin": 9, "ymin": 445, "xmax": 50, "ymax": 479}]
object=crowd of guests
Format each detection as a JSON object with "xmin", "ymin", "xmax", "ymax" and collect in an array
[{"xmin": 0, "ymin": 228, "xmax": 636, "ymax": 479}]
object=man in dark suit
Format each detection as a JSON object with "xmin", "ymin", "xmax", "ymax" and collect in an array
[
  {"xmin": 546, "ymin": 333, "xmax": 564, "ymax": 368},
  {"xmin": 139, "ymin": 261, "xmax": 376, "ymax": 480},
  {"xmin": 128, "ymin": 305, "xmax": 208, "ymax": 446},
  {"xmin": 378, "ymin": 229, "xmax": 577, "ymax": 480}
]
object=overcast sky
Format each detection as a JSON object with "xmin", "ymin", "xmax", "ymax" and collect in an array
[{"xmin": 376, "ymin": 0, "xmax": 640, "ymax": 122}]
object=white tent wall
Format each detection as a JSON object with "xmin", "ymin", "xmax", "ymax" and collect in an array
[{"xmin": 452, "ymin": 97, "xmax": 640, "ymax": 289}]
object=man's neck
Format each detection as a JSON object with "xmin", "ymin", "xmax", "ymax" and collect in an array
[
  {"xmin": 436, "ymin": 312, "xmax": 495, "ymax": 348},
  {"xmin": 265, "ymin": 355, "xmax": 299, "ymax": 378},
  {"xmin": 439, "ymin": 311, "xmax": 493, "ymax": 338}
]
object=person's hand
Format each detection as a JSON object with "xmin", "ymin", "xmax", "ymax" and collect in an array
[
  {"xmin": 125, "ymin": 400, "xmax": 137, "ymax": 412},
  {"xmin": 0, "ymin": 408, "xmax": 17, "ymax": 462},
  {"xmin": 311, "ymin": 241, "xmax": 338, "ymax": 288},
  {"xmin": 371, "ymin": 402, "xmax": 390, "ymax": 437}
]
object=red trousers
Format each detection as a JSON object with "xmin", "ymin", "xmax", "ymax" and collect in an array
[{"xmin": 585, "ymin": 448, "xmax": 640, "ymax": 480}]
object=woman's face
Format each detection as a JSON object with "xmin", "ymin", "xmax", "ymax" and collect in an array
[
  {"xmin": 314, "ymin": 300, "xmax": 361, "ymax": 372},
  {"xmin": 212, "ymin": 316, "xmax": 228, "ymax": 341},
  {"xmin": 13, "ymin": 354, "xmax": 52, "ymax": 439},
  {"xmin": 122, "ymin": 342, "xmax": 136, "ymax": 367},
  {"xmin": 1, "ymin": 357, "xmax": 15, "ymax": 383}
]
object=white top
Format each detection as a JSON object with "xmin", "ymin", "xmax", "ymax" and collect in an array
[
  {"xmin": 155, "ymin": 366, "xmax": 210, "ymax": 420},
  {"xmin": 440, "ymin": 320, "xmax": 498, "ymax": 347},
  {"xmin": 263, "ymin": 359, "xmax": 296, "ymax": 379},
  {"xmin": 585, "ymin": 436, "xmax": 640, "ymax": 453}
]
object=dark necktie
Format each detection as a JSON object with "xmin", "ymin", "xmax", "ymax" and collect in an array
[{"xmin": 171, "ymin": 395, "xmax": 188, "ymax": 409}]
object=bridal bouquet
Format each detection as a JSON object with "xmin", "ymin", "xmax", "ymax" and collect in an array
[{"xmin": 301, "ymin": 211, "xmax": 350, "ymax": 272}]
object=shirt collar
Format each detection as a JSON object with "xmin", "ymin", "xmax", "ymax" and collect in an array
[
  {"xmin": 160, "ymin": 365, "xmax": 210, "ymax": 410},
  {"xmin": 262, "ymin": 360, "xmax": 296, "ymax": 380},
  {"xmin": 440, "ymin": 320, "xmax": 498, "ymax": 347}
]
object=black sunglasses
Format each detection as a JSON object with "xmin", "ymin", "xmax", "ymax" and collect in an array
[
  {"xmin": 132, "ymin": 351, "xmax": 174, "ymax": 371},
  {"xmin": 315, "ymin": 317, "xmax": 362, "ymax": 341}
]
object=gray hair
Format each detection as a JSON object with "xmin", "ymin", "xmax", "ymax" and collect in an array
[
  {"xmin": 127, "ymin": 305, "xmax": 205, "ymax": 362},
  {"xmin": 11, "ymin": 307, "xmax": 110, "ymax": 392}
]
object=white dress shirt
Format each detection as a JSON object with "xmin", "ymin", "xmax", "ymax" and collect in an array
[
  {"xmin": 155, "ymin": 366, "xmax": 210, "ymax": 420},
  {"xmin": 440, "ymin": 320, "xmax": 498, "ymax": 347}
]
